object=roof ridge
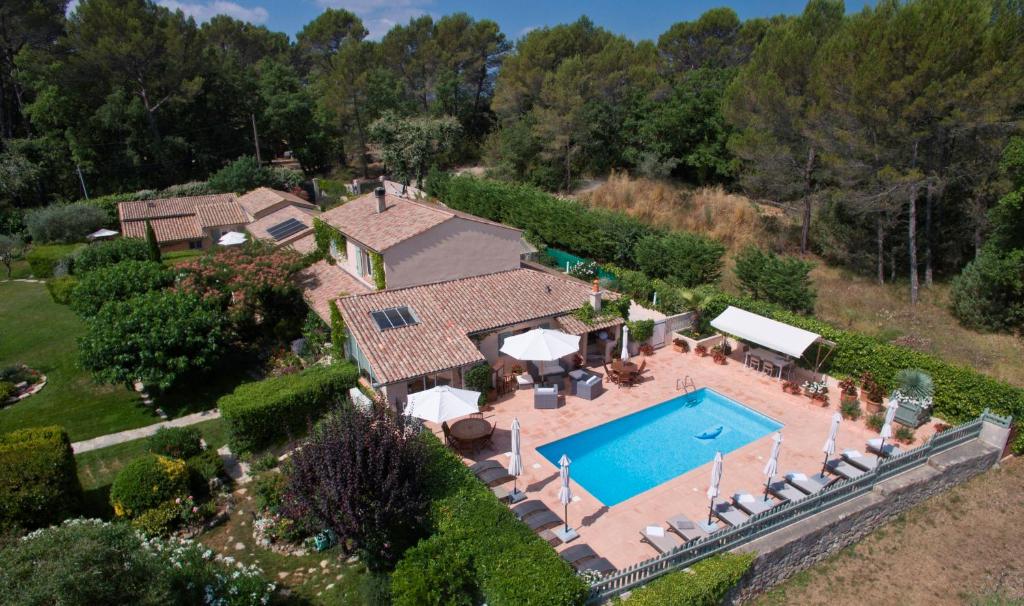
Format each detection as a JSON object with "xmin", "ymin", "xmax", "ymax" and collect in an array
[{"xmin": 345, "ymin": 267, "xmax": 529, "ymax": 299}]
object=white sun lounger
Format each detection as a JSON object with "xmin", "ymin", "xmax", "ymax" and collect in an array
[
  {"xmin": 768, "ymin": 480, "xmax": 806, "ymax": 503},
  {"xmin": 826, "ymin": 458, "xmax": 866, "ymax": 480},
  {"xmin": 732, "ymin": 492, "xmax": 775, "ymax": 515},
  {"xmin": 866, "ymin": 438, "xmax": 903, "ymax": 457},
  {"xmin": 666, "ymin": 514, "xmax": 708, "ymax": 542},
  {"xmin": 785, "ymin": 472, "xmax": 832, "ymax": 495},
  {"xmin": 711, "ymin": 501, "xmax": 750, "ymax": 527},
  {"xmin": 640, "ymin": 524, "xmax": 683, "ymax": 554},
  {"xmin": 842, "ymin": 449, "xmax": 880, "ymax": 471}
]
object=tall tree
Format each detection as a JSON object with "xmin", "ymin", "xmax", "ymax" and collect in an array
[
  {"xmin": 0, "ymin": 0, "xmax": 66, "ymax": 141},
  {"xmin": 295, "ymin": 8, "xmax": 366, "ymax": 76}
]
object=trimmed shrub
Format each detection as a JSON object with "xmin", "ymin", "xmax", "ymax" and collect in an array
[
  {"xmin": 130, "ymin": 500, "xmax": 181, "ymax": 537},
  {"xmin": 147, "ymin": 426, "xmax": 203, "ymax": 459},
  {"xmin": 74, "ymin": 238, "xmax": 151, "ymax": 274},
  {"xmin": 70, "ymin": 259, "xmax": 173, "ymax": 317},
  {"xmin": 733, "ymin": 245, "xmax": 816, "ymax": 313},
  {"xmin": 109, "ymin": 454, "xmax": 189, "ymax": 518},
  {"xmin": 186, "ymin": 449, "xmax": 224, "ymax": 487},
  {"xmin": 404, "ymin": 434, "xmax": 589, "ymax": 606},
  {"xmin": 24, "ymin": 202, "xmax": 107, "ymax": 243},
  {"xmin": 614, "ymin": 553, "xmax": 754, "ymax": 606},
  {"xmin": 25, "ymin": 243, "xmax": 81, "ymax": 277},
  {"xmin": 633, "ymin": 232, "xmax": 726, "ymax": 286},
  {"xmin": 463, "ymin": 363, "xmax": 492, "ymax": 404},
  {"xmin": 702, "ymin": 292, "xmax": 1024, "ymax": 452},
  {"xmin": 45, "ymin": 275, "xmax": 78, "ymax": 304},
  {"xmin": 218, "ymin": 362, "xmax": 360, "ymax": 452},
  {"xmin": 0, "ymin": 426, "xmax": 82, "ymax": 531},
  {"xmin": 391, "ymin": 533, "xmax": 478, "ymax": 606}
]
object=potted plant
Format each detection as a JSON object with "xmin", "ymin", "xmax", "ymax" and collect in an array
[
  {"xmin": 889, "ymin": 369, "xmax": 935, "ymax": 428},
  {"xmin": 639, "ymin": 343, "xmax": 654, "ymax": 356},
  {"xmin": 510, "ymin": 364, "xmax": 524, "ymax": 376},
  {"xmin": 711, "ymin": 345, "xmax": 727, "ymax": 364},
  {"xmin": 782, "ymin": 380, "xmax": 802, "ymax": 395},
  {"xmin": 840, "ymin": 399, "xmax": 862, "ymax": 420},
  {"xmin": 860, "ymin": 371, "xmax": 885, "ymax": 414},
  {"xmin": 694, "ymin": 344, "xmax": 708, "ymax": 357},
  {"xmin": 672, "ymin": 338, "xmax": 689, "ymax": 353},
  {"xmin": 838, "ymin": 378, "xmax": 859, "ymax": 407},
  {"xmin": 802, "ymin": 380, "xmax": 829, "ymax": 405}
]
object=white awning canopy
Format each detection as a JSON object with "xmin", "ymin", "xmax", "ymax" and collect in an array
[{"xmin": 710, "ymin": 306, "xmax": 821, "ymax": 359}]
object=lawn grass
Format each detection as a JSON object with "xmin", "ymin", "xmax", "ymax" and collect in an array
[
  {"xmin": 76, "ymin": 417, "xmax": 229, "ymax": 517},
  {"xmin": 0, "ymin": 281, "xmax": 160, "ymax": 441}
]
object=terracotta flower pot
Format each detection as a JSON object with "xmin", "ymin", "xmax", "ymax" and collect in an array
[{"xmin": 865, "ymin": 400, "xmax": 883, "ymax": 415}]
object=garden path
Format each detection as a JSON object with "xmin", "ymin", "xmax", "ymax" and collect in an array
[{"xmin": 71, "ymin": 409, "xmax": 221, "ymax": 453}]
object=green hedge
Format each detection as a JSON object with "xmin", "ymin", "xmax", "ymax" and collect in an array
[
  {"xmin": 429, "ymin": 173, "xmax": 724, "ymax": 284},
  {"xmin": 703, "ymin": 293, "xmax": 1024, "ymax": 452},
  {"xmin": 74, "ymin": 238, "xmax": 151, "ymax": 274},
  {"xmin": 219, "ymin": 363, "xmax": 360, "ymax": 453},
  {"xmin": 45, "ymin": 275, "xmax": 78, "ymax": 304},
  {"xmin": 392, "ymin": 434, "xmax": 588, "ymax": 606},
  {"xmin": 25, "ymin": 244, "xmax": 81, "ymax": 278},
  {"xmin": 391, "ymin": 533, "xmax": 479, "ymax": 606},
  {"xmin": 0, "ymin": 426, "xmax": 82, "ymax": 531},
  {"xmin": 613, "ymin": 553, "xmax": 754, "ymax": 606}
]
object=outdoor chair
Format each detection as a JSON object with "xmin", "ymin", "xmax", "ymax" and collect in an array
[
  {"xmin": 475, "ymin": 466, "xmax": 513, "ymax": 487},
  {"xmin": 762, "ymin": 361, "xmax": 777, "ymax": 377},
  {"xmin": 842, "ymin": 449, "xmax": 880, "ymax": 471},
  {"xmin": 711, "ymin": 501, "xmax": 750, "ymax": 527},
  {"xmin": 747, "ymin": 355, "xmax": 762, "ymax": 371},
  {"xmin": 534, "ymin": 384, "xmax": 560, "ymax": 409},
  {"xmin": 767, "ymin": 480, "xmax": 806, "ymax": 503},
  {"xmin": 441, "ymin": 421, "xmax": 453, "ymax": 447},
  {"xmin": 866, "ymin": 438, "xmax": 903, "ymax": 458},
  {"xmin": 470, "ymin": 459, "xmax": 502, "ymax": 474},
  {"xmin": 468, "ymin": 412, "xmax": 484, "ymax": 419},
  {"xmin": 603, "ymin": 363, "xmax": 620, "ymax": 385},
  {"xmin": 577, "ymin": 374, "xmax": 604, "ymax": 400},
  {"xmin": 826, "ymin": 458, "xmax": 866, "ymax": 480},
  {"xmin": 515, "ymin": 372, "xmax": 534, "ymax": 390},
  {"xmin": 666, "ymin": 514, "xmax": 708, "ymax": 542},
  {"xmin": 560, "ymin": 545, "xmax": 615, "ymax": 576},
  {"xmin": 637, "ymin": 360, "xmax": 647, "ymax": 376},
  {"xmin": 732, "ymin": 492, "xmax": 775, "ymax": 516},
  {"xmin": 640, "ymin": 524, "xmax": 683, "ymax": 554},
  {"xmin": 483, "ymin": 422, "xmax": 496, "ymax": 449}
]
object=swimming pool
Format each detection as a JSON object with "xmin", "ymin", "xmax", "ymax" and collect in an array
[{"xmin": 536, "ymin": 388, "xmax": 783, "ymax": 506}]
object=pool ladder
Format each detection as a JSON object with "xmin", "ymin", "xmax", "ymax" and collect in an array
[{"xmin": 677, "ymin": 375, "xmax": 696, "ymax": 393}]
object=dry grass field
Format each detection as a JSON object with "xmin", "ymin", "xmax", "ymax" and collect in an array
[{"xmin": 577, "ymin": 174, "xmax": 1024, "ymax": 387}]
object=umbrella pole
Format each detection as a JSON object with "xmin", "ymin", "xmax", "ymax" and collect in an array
[
  {"xmin": 564, "ymin": 503, "xmax": 569, "ymax": 533},
  {"xmin": 878, "ymin": 437, "xmax": 885, "ymax": 455},
  {"xmin": 706, "ymin": 500, "xmax": 714, "ymax": 526},
  {"xmin": 763, "ymin": 476, "xmax": 771, "ymax": 499},
  {"xmin": 821, "ymin": 452, "xmax": 829, "ymax": 476}
]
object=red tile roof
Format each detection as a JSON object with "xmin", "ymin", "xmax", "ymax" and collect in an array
[
  {"xmin": 237, "ymin": 187, "xmax": 317, "ymax": 219},
  {"xmin": 194, "ymin": 202, "xmax": 249, "ymax": 228},
  {"xmin": 118, "ymin": 194, "xmax": 237, "ymax": 221},
  {"xmin": 247, "ymin": 205, "xmax": 317, "ymax": 244},
  {"xmin": 319, "ymin": 191, "xmax": 520, "ymax": 253},
  {"xmin": 297, "ymin": 260, "xmax": 372, "ymax": 320},
  {"xmin": 121, "ymin": 216, "xmax": 203, "ymax": 242},
  {"xmin": 335, "ymin": 268, "xmax": 618, "ymax": 384}
]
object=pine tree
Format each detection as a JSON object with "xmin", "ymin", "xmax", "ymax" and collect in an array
[{"xmin": 144, "ymin": 220, "xmax": 161, "ymax": 263}]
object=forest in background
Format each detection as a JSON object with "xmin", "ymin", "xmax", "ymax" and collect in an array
[{"xmin": 1, "ymin": 0, "xmax": 1023, "ymax": 332}]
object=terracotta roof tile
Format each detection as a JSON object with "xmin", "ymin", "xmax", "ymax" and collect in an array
[
  {"xmin": 335, "ymin": 268, "xmax": 618, "ymax": 384},
  {"xmin": 247, "ymin": 205, "xmax": 317, "ymax": 244},
  {"xmin": 297, "ymin": 260, "xmax": 372, "ymax": 320},
  {"xmin": 122, "ymin": 216, "xmax": 203, "ymax": 242},
  {"xmin": 194, "ymin": 202, "xmax": 249, "ymax": 228},
  {"xmin": 118, "ymin": 194, "xmax": 237, "ymax": 221},
  {"xmin": 237, "ymin": 187, "xmax": 317, "ymax": 219}
]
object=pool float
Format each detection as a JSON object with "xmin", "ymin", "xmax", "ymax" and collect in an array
[{"xmin": 695, "ymin": 425, "xmax": 723, "ymax": 440}]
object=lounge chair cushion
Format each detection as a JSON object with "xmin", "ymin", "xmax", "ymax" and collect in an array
[{"xmin": 645, "ymin": 525, "xmax": 665, "ymax": 537}]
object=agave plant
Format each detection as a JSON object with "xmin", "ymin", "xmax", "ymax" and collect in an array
[{"xmin": 895, "ymin": 369, "xmax": 935, "ymax": 401}]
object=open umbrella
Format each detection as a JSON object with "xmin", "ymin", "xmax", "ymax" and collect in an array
[
  {"xmin": 218, "ymin": 231, "xmax": 247, "ymax": 246},
  {"xmin": 555, "ymin": 454, "xmax": 578, "ymax": 542},
  {"xmin": 499, "ymin": 328, "xmax": 580, "ymax": 361},
  {"xmin": 763, "ymin": 432, "xmax": 782, "ymax": 499},
  {"xmin": 878, "ymin": 400, "xmax": 900, "ymax": 454},
  {"xmin": 86, "ymin": 228, "xmax": 119, "ymax": 240},
  {"xmin": 620, "ymin": 325, "xmax": 631, "ymax": 363},
  {"xmin": 706, "ymin": 451, "xmax": 723, "ymax": 526},
  {"xmin": 404, "ymin": 385, "xmax": 480, "ymax": 423},
  {"xmin": 508, "ymin": 417, "xmax": 525, "ymax": 502},
  {"xmin": 821, "ymin": 412, "xmax": 842, "ymax": 474}
]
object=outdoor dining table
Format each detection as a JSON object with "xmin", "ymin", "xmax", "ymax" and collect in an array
[
  {"xmin": 611, "ymin": 360, "xmax": 638, "ymax": 375},
  {"xmin": 449, "ymin": 417, "xmax": 491, "ymax": 451},
  {"xmin": 744, "ymin": 347, "xmax": 792, "ymax": 379}
]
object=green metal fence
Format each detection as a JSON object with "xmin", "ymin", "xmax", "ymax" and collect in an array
[{"xmin": 586, "ymin": 409, "xmax": 1012, "ymax": 603}]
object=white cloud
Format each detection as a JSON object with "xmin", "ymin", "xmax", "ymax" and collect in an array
[
  {"xmin": 158, "ymin": 0, "xmax": 270, "ymax": 25},
  {"xmin": 315, "ymin": 0, "xmax": 433, "ymax": 39}
]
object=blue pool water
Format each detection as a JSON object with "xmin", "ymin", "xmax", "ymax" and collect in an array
[{"xmin": 536, "ymin": 388, "xmax": 783, "ymax": 506}]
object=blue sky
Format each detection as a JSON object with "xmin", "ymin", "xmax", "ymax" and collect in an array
[{"xmin": 146, "ymin": 0, "xmax": 874, "ymax": 41}]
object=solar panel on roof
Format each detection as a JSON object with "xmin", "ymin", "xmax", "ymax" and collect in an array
[
  {"xmin": 371, "ymin": 306, "xmax": 418, "ymax": 330},
  {"xmin": 266, "ymin": 217, "xmax": 306, "ymax": 241}
]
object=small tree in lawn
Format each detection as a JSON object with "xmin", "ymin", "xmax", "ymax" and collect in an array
[
  {"xmin": 282, "ymin": 404, "xmax": 428, "ymax": 571},
  {"xmin": 0, "ymin": 234, "xmax": 23, "ymax": 278},
  {"xmin": 78, "ymin": 290, "xmax": 226, "ymax": 390},
  {"xmin": 144, "ymin": 220, "xmax": 161, "ymax": 263}
]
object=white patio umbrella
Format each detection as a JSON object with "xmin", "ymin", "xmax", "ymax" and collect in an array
[
  {"xmin": 620, "ymin": 324, "xmax": 631, "ymax": 363},
  {"xmin": 878, "ymin": 400, "xmax": 900, "ymax": 453},
  {"xmin": 508, "ymin": 417, "xmax": 525, "ymax": 502},
  {"xmin": 499, "ymin": 328, "xmax": 580, "ymax": 362},
  {"xmin": 557, "ymin": 454, "xmax": 576, "ymax": 539},
  {"xmin": 706, "ymin": 451, "xmax": 723, "ymax": 526},
  {"xmin": 87, "ymin": 228, "xmax": 119, "ymax": 240},
  {"xmin": 404, "ymin": 385, "xmax": 480, "ymax": 423},
  {"xmin": 218, "ymin": 231, "xmax": 247, "ymax": 246},
  {"xmin": 821, "ymin": 412, "xmax": 842, "ymax": 474},
  {"xmin": 762, "ymin": 432, "xmax": 783, "ymax": 499}
]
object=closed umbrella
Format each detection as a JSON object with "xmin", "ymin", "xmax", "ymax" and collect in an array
[
  {"xmin": 762, "ymin": 432, "xmax": 782, "ymax": 499},
  {"xmin": 404, "ymin": 385, "xmax": 480, "ymax": 423},
  {"xmin": 620, "ymin": 325, "xmax": 631, "ymax": 363},
  {"xmin": 556, "ymin": 454, "xmax": 578, "ymax": 541},
  {"xmin": 821, "ymin": 412, "xmax": 842, "ymax": 475},
  {"xmin": 878, "ymin": 400, "xmax": 900, "ymax": 454},
  {"xmin": 706, "ymin": 451, "xmax": 723, "ymax": 526},
  {"xmin": 499, "ymin": 328, "xmax": 580, "ymax": 361},
  {"xmin": 508, "ymin": 417, "xmax": 525, "ymax": 502}
]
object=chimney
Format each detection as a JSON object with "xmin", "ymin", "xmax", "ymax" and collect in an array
[
  {"xmin": 589, "ymin": 279, "xmax": 602, "ymax": 312},
  {"xmin": 374, "ymin": 186, "xmax": 386, "ymax": 213}
]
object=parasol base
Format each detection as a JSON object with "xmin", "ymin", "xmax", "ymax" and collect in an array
[
  {"xmin": 553, "ymin": 526, "xmax": 579, "ymax": 543},
  {"xmin": 699, "ymin": 521, "xmax": 721, "ymax": 534},
  {"xmin": 509, "ymin": 488, "xmax": 527, "ymax": 503}
]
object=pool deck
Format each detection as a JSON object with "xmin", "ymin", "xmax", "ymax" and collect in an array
[{"xmin": 432, "ymin": 347, "xmax": 936, "ymax": 570}]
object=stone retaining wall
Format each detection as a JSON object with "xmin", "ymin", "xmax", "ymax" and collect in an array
[{"xmin": 726, "ymin": 426, "xmax": 1010, "ymax": 603}]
